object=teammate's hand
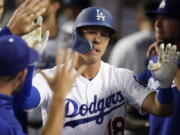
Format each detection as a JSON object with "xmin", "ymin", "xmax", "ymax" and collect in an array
[
  {"xmin": 7, "ymin": 0, "xmax": 47, "ymax": 35},
  {"xmin": 146, "ymin": 40, "xmax": 162, "ymax": 57},
  {"xmin": 148, "ymin": 43, "xmax": 180, "ymax": 88},
  {"xmin": 40, "ymin": 49, "xmax": 86, "ymax": 100},
  {"xmin": 22, "ymin": 16, "xmax": 49, "ymax": 54},
  {"xmin": 42, "ymin": 1, "xmax": 60, "ymax": 38}
]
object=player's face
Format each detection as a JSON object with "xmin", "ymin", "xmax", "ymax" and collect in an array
[
  {"xmin": 79, "ymin": 26, "xmax": 111, "ymax": 64},
  {"xmin": 13, "ymin": 80, "xmax": 24, "ymax": 94},
  {"xmin": 13, "ymin": 69, "xmax": 28, "ymax": 94},
  {"xmin": 155, "ymin": 15, "xmax": 180, "ymax": 45}
]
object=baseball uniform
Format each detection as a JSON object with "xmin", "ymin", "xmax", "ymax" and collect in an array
[{"xmin": 32, "ymin": 61, "xmax": 154, "ymax": 135}]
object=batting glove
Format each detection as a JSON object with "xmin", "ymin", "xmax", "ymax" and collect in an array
[
  {"xmin": 148, "ymin": 43, "xmax": 180, "ymax": 88},
  {"xmin": 22, "ymin": 16, "xmax": 49, "ymax": 54}
]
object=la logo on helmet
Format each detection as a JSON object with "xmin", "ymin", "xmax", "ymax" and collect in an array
[
  {"xmin": 159, "ymin": 0, "xmax": 166, "ymax": 8},
  {"xmin": 96, "ymin": 9, "xmax": 105, "ymax": 21}
]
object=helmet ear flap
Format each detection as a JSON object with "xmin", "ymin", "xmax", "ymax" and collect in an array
[
  {"xmin": 72, "ymin": 30, "xmax": 92, "ymax": 53},
  {"xmin": 71, "ymin": 6, "xmax": 116, "ymax": 53}
]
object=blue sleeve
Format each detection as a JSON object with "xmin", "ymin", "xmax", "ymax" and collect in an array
[
  {"xmin": 135, "ymin": 56, "xmax": 158, "ymax": 86},
  {"xmin": 0, "ymin": 26, "xmax": 12, "ymax": 37},
  {"xmin": 136, "ymin": 68, "xmax": 152, "ymax": 86},
  {"xmin": 13, "ymin": 65, "xmax": 41, "ymax": 110},
  {"xmin": 0, "ymin": 126, "xmax": 25, "ymax": 135},
  {"xmin": 0, "ymin": 124, "xmax": 27, "ymax": 135},
  {"xmin": 0, "ymin": 117, "xmax": 26, "ymax": 135}
]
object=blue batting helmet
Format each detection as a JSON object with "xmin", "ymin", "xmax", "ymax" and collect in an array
[{"xmin": 72, "ymin": 7, "xmax": 116, "ymax": 53}]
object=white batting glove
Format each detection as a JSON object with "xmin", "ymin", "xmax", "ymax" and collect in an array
[
  {"xmin": 148, "ymin": 43, "xmax": 180, "ymax": 88},
  {"xmin": 22, "ymin": 16, "xmax": 49, "ymax": 54}
]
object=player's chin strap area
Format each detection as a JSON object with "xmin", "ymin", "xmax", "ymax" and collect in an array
[{"xmin": 72, "ymin": 30, "xmax": 93, "ymax": 54}]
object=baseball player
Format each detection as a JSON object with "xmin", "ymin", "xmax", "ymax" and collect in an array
[
  {"xmin": 0, "ymin": 35, "xmax": 85, "ymax": 135},
  {"xmin": 138, "ymin": 0, "xmax": 180, "ymax": 135},
  {"xmin": 0, "ymin": 0, "xmax": 48, "ymax": 132},
  {"xmin": 14, "ymin": 7, "xmax": 179, "ymax": 135}
]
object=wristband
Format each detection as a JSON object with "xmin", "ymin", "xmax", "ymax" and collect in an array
[{"xmin": 157, "ymin": 87, "xmax": 173, "ymax": 104}]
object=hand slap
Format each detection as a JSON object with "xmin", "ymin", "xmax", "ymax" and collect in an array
[
  {"xmin": 40, "ymin": 49, "xmax": 86, "ymax": 100},
  {"xmin": 22, "ymin": 16, "xmax": 49, "ymax": 54},
  {"xmin": 148, "ymin": 43, "xmax": 180, "ymax": 88},
  {"xmin": 7, "ymin": 0, "xmax": 47, "ymax": 35}
]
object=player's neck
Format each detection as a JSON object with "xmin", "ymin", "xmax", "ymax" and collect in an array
[{"xmin": 74, "ymin": 60, "xmax": 101, "ymax": 79}]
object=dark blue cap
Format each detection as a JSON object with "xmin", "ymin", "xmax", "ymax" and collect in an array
[
  {"xmin": 0, "ymin": 35, "xmax": 38, "ymax": 76},
  {"xmin": 147, "ymin": 0, "xmax": 180, "ymax": 19}
]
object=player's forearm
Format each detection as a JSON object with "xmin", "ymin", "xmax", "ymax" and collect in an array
[
  {"xmin": 154, "ymin": 87, "xmax": 174, "ymax": 116},
  {"xmin": 41, "ymin": 97, "xmax": 65, "ymax": 135},
  {"xmin": 154, "ymin": 95, "xmax": 173, "ymax": 117},
  {"xmin": 142, "ymin": 92, "xmax": 173, "ymax": 117}
]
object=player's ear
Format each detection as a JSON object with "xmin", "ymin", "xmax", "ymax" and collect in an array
[
  {"xmin": 10, "ymin": 68, "xmax": 28, "ymax": 91},
  {"xmin": 15, "ymin": 69, "xmax": 28, "ymax": 82}
]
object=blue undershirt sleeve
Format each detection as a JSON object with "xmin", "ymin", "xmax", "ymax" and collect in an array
[
  {"xmin": 136, "ymin": 68, "xmax": 152, "ymax": 86},
  {"xmin": 135, "ymin": 57, "xmax": 155, "ymax": 86},
  {"xmin": 0, "ymin": 27, "xmax": 12, "ymax": 37},
  {"xmin": 0, "ymin": 118, "xmax": 27, "ymax": 135},
  {"xmin": 13, "ymin": 65, "xmax": 41, "ymax": 110}
]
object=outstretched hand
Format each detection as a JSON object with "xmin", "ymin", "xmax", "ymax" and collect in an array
[
  {"xmin": 148, "ymin": 43, "xmax": 180, "ymax": 88},
  {"xmin": 40, "ymin": 49, "xmax": 86, "ymax": 100},
  {"xmin": 7, "ymin": 0, "xmax": 47, "ymax": 35},
  {"xmin": 22, "ymin": 16, "xmax": 49, "ymax": 54}
]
